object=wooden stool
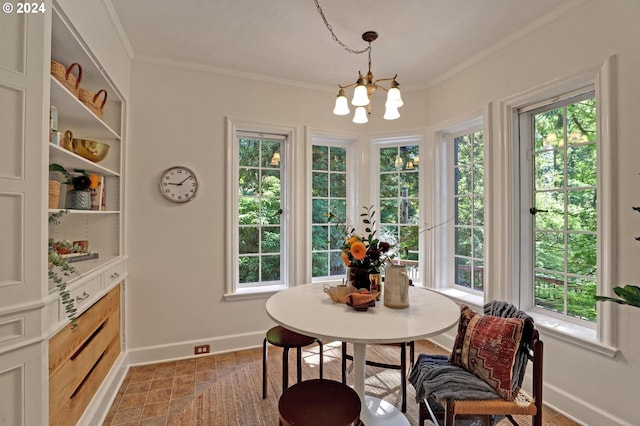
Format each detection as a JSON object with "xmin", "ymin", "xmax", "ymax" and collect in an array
[
  {"xmin": 278, "ymin": 379, "xmax": 361, "ymax": 426},
  {"xmin": 262, "ymin": 326, "xmax": 323, "ymax": 399}
]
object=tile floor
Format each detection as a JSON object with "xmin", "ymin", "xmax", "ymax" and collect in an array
[
  {"xmin": 103, "ymin": 342, "xmax": 580, "ymax": 426},
  {"xmin": 102, "ymin": 349, "xmax": 259, "ymax": 425}
]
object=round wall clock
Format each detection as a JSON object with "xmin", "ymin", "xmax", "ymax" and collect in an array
[{"xmin": 159, "ymin": 166, "xmax": 198, "ymax": 203}]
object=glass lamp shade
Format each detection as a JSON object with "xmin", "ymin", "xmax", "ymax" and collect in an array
[
  {"xmin": 333, "ymin": 90, "xmax": 350, "ymax": 115},
  {"xmin": 352, "ymin": 84, "xmax": 370, "ymax": 106},
  {"xmin": 383, "ymin": 105, "xmax": 400, "ymax": 120},
  {"xmin": 352, "ymin": 106, "xmax": 368, "ymax": 124},
  {"xmin": 385, "ymin": 87, "xmax": 404, "ymax": 108}
]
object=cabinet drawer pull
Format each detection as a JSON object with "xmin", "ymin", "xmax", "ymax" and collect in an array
[
  {"xmin": 76, "ymin": 291, "xmax": 90, "ymax": 302},
  {"xmin": 111, "ymin": 272, "xmax": 120, "ymax": 279}
]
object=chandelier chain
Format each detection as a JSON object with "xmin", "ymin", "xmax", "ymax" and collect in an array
[{"xmin": 314, "ymin": 0, "xmax": 370, "ymax": 55}]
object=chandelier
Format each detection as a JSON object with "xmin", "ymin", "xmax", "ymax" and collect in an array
[
  {"xmin": 332, "ymin": 31, "xmax": 403, "ymax": 124},
  {"xmin": 314, "ymin": 0, "xmax": 403, "ymax": 124}
]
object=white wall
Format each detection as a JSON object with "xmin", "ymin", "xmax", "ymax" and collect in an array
[
  {"xmin": 126, "ymin": 1, "xmax": 640, "ymax": 424},
  {"xmin": 125, "ymin": 61, "xmax": 361, "ymax": 357}
]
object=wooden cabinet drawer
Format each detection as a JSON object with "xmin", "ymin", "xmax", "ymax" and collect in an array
[
  {"xmin": 50, "ymin": 285, "xmax": 120, "ymax": 376},
  {"xmin": 49, "ymin": 285, "xmax": 121, "ymax": 426}
]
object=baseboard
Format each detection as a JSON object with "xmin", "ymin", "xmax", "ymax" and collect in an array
[
  {"xmin": 127, "ymin": 330, "xmax": 266, "ymax": 365},
  {"xmin": 543, "ymin": 381, "xmax": 634, "ymax": 426},
  {"xmin": 77, "ymin": 351, "xmax": 130, "ymax": 426}
]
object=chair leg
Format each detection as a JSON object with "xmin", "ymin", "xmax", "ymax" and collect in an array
[
  {"xmin": 296, "ymin": 347, "xmax": 302, "ymax": 383},
  {"xmin": 409, "ymin": 340, "xmax": 415, "ymax": 367},
  {"xmin": 401, "ymin": 342, "xmax": 407, "ymax": 412},
  {"xmin": 341, "ymin": 342, "xmax": 348, "ymax": 384},
  {"xmin": 445, "ymin": 399, "xmax": 455, "ymax": 426},
  {"xmin": 282, "ymin": 347, "xmax": 290, "ymax": 392},
  {"xmin": 262, "ymin": 337, "xmax": 268, "ymax": 399},
  {"xmin": 418, "ymin": 400, "xmax": 426, "ymax": 426},
  {"xmin": 317, "ymin": 339, "xmax": 324, "ymax": 379}
]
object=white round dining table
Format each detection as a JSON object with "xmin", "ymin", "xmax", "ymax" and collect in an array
[{"xmin": 265, "ymin": 283, "xmax": 460, "ymax": 426}]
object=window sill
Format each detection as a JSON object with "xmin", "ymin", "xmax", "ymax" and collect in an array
[
  {"xmin": 432, "ymin": 286, "xmax": 619, "ymax": 358},
  {"xmin": 432, "ymin": 287, "xmax": 485, "ymax": 311},
  {"xmin": 223, "ymin": 284, "xmax": 287, "ymax": 301},
  {"xmin": 526, "ymin": 311, "xmax": 619, "ymax": 357}
]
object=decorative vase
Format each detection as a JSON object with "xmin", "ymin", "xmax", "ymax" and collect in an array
[
  {"xmin": 384, "ymin": 264, "xmax": 409, "ymax": 309},
  {"xmin": 66, "ymin": 189, "xmax": 91, "ymax": 210},
  {"xmin": 348, "ymin": 266, "xmax": 371, "ymax": 291},
  {"xmin": 369, "ymin": 272, "xmax": 382, "ymax": 300}
]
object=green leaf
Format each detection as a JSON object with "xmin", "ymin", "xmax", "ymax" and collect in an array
[{"xmin": 614, "ymin": 285, "xmax": 640, "ymax": 304}]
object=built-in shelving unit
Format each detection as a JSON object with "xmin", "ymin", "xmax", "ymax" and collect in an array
[{"xmin": 48, "ymin": 6, "xmax": 125, "ymax": 297}]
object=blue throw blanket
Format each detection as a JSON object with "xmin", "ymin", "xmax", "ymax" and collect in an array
[{"xmin": 408, "ymin": 354, "xmax": 500, "ymax": 402}]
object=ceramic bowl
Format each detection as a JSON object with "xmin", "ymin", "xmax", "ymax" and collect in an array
[{"xmin": 72, "ymin": 138, "xmax": 110, "ymax": 162}]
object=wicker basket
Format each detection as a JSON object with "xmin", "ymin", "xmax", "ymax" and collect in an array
[
  {"xmin": 50, "ymin": 61, "xmax": 82, "ymax": 96},
  {"xmin": 78, "ymin": 88, "xmax": 107, "ymax": 119},
  {"xmin": 48, "ymin": 181, "xmax": 61, "ymax": 209}
]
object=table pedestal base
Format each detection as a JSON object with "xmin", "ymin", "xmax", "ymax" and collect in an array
[
  {"xmin": 361, "ymin": 395, "xmax": 410, "ymax": 425},
  {"xmin": 353, "ymin": 343, "xmax": 409, "ymax": 425}
]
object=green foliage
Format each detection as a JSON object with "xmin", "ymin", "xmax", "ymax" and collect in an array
[
  {"xmin": 596, "ymin": 206, "xmax": 640, "ymax": 309},
  {"xmin": 48, "ymin": 210, "xmax": 78, "ymax": 329},
  {"xmin": 596, "ymin": 285, "xmax": 640, "ymax": 307},
  {"xmin": 532, "ymin": 97, "xmax": 600, "ymax": 320},
  {"xmin": 49, "ymin": 163, "xmax": 72, "ymax": 183},
  {"xmin": 237, "ymin": 137, "xmax": 283, "ymax": 284},
  {"xmin": 311, "ymin": 145, "xmax": 348, "ymax": 278}
]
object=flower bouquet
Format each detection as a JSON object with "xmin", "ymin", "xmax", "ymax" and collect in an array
[{"xmin": 329, "ymin": 205, "xmax": 395, "ymax": 290}]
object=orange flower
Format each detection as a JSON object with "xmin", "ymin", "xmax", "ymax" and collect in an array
[
  {"xmin": 350, "ymin": 241, "xmax": 367, "ymax": 260},
  {"xmin": 341, "ymin": 251, "xmax": 350, "ymax": 267},
  {"xmin": 346, "ymin": 236, "xmax": 361, "ymax": 246},
  {"xmin": 89, "ymin": 174, "xmax": 100, "ymax": 189}
]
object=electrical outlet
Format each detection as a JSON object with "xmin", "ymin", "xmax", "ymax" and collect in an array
[{"xmin": 194, "ymin": 344, "xmax": 210, "ymax": 355}]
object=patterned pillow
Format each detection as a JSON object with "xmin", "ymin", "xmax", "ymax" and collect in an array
[{"xmin": 449, "ymin": 305, "xmax": 524, "ymax": 400}]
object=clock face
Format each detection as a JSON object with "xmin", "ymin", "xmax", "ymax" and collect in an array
[{"xmin": 159, "ymin": 166, "xmax": 198, "ymax": 203}]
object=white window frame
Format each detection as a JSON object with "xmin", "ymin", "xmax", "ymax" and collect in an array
[
  {"xmin": 224, "ymin": 117, "xmax": 296, "ymax": 299},
  {"xmin": 430, "ymin": 114, "xmax": 487, "ymax": 308},
  {"xmin": 500, "ymin": 57, "xmax": 618, "ymax": 356},
  {"xmin": 309, "ymin": 133, "xmax": 358, "ymax": 283},
  {"xmin": 449, "ymin": 125, "xmax": 486, "ymax": 294},
  {"xmin": 371, "ymin": 135, "xmax": 424, "ymax": 285}
]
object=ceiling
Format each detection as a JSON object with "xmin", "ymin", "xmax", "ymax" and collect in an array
[{"xmin": 108, "ymin": 0, "xmax": 575, "ymax": 91}]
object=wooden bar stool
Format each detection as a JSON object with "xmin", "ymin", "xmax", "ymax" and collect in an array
[
  {"xmin": 262, "ymin": 325, "xmax": 323, "ymax": 399},
  {"xmin": 278, "ymin": 379, "xmax": 361, "ymax": 426}
]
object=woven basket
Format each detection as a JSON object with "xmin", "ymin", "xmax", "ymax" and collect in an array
[
  {"xmin": 48, "ymin": 181, "xmax": 61, "ymax": 209},
  {"xmin": 50, "ymin": 61, "xmax": 82, "ymax": 96},
  {"xmin": 78, "ymin": 88, "xmax": 107, "ymax": 119}
]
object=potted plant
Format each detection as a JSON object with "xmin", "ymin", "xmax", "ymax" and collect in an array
[{"xmin": 49, "ymin": 163, "xmax": 100, "ymax": 210}]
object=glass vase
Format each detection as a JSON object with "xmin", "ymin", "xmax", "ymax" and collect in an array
[
  {"xmin": 348, "ymin": 266, "xmax": 371, "ymax": 291},
  {"xmin": 369, "ymin": 272, "xmax": 382, "ymax": 300}
]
